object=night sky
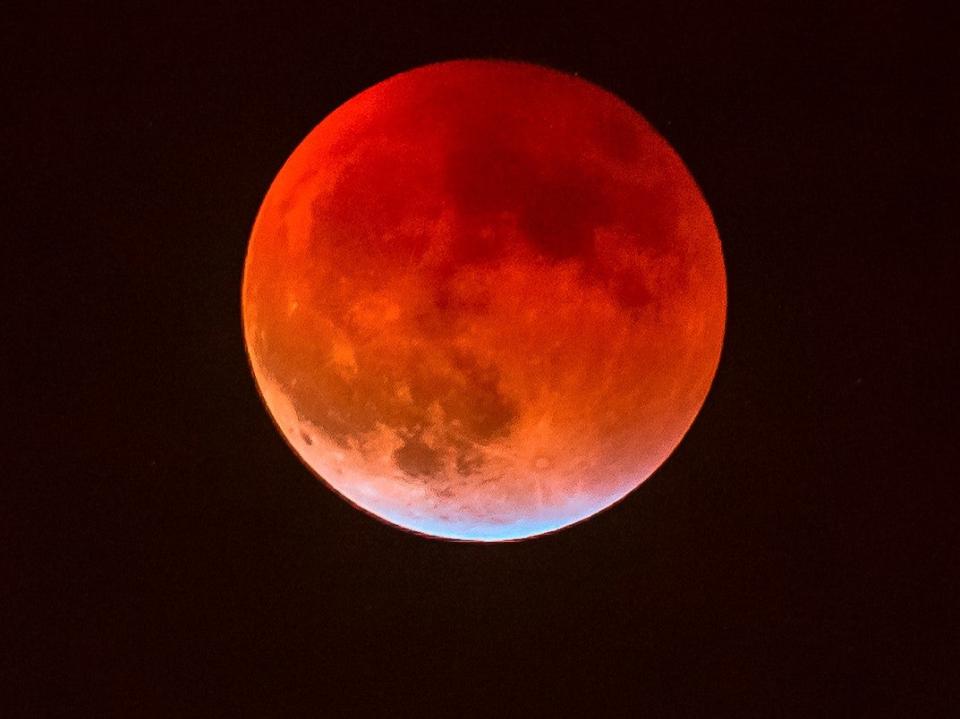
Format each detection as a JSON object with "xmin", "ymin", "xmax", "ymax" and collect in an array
[{"xmin": 7, "ymin": 2, "xmax": 955, "ymax": 715}]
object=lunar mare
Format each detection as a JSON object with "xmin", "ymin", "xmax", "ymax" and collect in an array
[{"xmin": 242, "ymin": 60, "xmax": 726, "ymax": 540}]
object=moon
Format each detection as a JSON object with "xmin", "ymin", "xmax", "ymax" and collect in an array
[{"xmin": 242, "ymin": 60, "xmax": 726, "ymax": 541}]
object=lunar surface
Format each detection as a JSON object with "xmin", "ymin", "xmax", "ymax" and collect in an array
[{"xmin": 242, "ymin": 60, "xmax": 726, "ymax": 540}]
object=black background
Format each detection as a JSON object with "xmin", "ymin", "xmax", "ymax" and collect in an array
[{"xmin": 6, "ymin": 1, "xmax": 956, "ymax": 715}]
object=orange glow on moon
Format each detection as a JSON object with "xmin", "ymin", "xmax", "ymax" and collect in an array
[{"xmin": 242, "ymin": 60, "xmax": 726, "ymax": 541}]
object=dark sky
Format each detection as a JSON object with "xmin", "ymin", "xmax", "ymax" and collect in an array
[{"xmin": 7, "ymin": 2, "xmax": 955, "ymax": 715}]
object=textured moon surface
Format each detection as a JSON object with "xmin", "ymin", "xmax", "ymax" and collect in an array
[{"xmin": 242, "ymin": 60, "xmax": 726, "ymax": 541}]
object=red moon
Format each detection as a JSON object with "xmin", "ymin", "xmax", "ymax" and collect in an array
[{"xmin": 242, "ymin": 60, "xmax": 726, "ymax": 540}]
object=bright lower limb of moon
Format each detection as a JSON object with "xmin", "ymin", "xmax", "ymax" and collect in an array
[{"xmin": 254, "ymin": 367, "xmax": 694, "ymax": 541}]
